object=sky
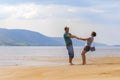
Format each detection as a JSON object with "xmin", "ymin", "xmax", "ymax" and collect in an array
[{"xmin": 0, "ymin": 0, "xmax": 120, "ymax": 45}]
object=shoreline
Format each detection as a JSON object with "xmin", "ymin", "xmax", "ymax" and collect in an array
[{"xmin": 0, "ymin": 56, "xmax": 120, "ymax": 66}]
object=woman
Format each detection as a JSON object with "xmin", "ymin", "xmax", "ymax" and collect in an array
[{"xmin": 79, "ymin": 32, "xmax": 96, "ymax": 65}]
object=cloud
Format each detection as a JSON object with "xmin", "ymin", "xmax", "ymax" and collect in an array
[
  {"xmin": 0, "ymin": 4, "xmax": 40, "ymax": 19},
  {"xmin": 0, "ymin": 2, "xmax": 120, "ymax": 45},
  {"xmin": 0, "ymin": 3, "xmax": 108, "ymax": 20},
  {"xmin": 0, "ymin": 3, "xmax": 97, "ymax": 35}
]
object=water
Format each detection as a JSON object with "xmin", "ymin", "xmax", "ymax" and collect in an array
[{"xmin": 0, "ymin": 46, "xmax": 120, "ymax": 66}]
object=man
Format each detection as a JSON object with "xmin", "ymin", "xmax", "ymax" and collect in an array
[{"xmin": 64, "ymin": 26, "xmax": 79, "ymax": 65}]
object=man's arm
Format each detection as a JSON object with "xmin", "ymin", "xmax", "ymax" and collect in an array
[{"xmin": 67, "ymin": 34, "xmax": 79, "ymax": 39}]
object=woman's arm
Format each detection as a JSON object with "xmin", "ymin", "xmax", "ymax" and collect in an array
[{"xmin": 78, "ymin": 37, "xmax": 89, "ymax": 41}]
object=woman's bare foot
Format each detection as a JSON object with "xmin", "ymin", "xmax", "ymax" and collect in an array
[{"xmin": 69, "ymin": 63, "xmax": 74, "ymax": 65}]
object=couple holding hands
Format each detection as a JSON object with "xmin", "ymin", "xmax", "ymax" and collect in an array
[{"xmin": 64, "ymin": 26, "xmax": 96, "ymax": 65}]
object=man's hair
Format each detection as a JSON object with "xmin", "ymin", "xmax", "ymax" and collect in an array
[
  {"xmin": 64, "ymin": 26, "xmax": 69, "ymax": 31},
  {"xmin": 92, "ymin": 31, "xmax": 96, "ymax": 37}
]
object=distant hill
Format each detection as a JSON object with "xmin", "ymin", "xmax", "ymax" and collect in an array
[
  {"xmin": 0, "ymin": 28, "xmax": 62, "ymax": 46},
  {"xmin": 113, "ymin": 45, "xmax": 120, "ymax": 47},
  {"xmin": 0, "ymin": 28, "xmax": 107, "ymax": 46},
  {"xmin": 52, "ymin": 37, "xmax": 107, "ymax": 46}
]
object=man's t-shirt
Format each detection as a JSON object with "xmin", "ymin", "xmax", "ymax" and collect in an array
[{"xmin": 64, "ymin": 32, "xmax": 72, "ymax": 46}]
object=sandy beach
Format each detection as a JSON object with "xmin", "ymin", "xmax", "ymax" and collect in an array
[{"xmin": 0, "ymin": 57, "xmax": 120, "ymax": 80}]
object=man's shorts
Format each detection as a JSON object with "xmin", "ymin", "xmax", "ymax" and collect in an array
[{"xmin": 66, "ymin": 45, "xmax": 74, "ymax": 58}]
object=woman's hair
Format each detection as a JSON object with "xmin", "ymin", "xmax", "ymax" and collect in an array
[{"xmin": 92, "ymin": 32, "xmax": 96, "ymax": 37}]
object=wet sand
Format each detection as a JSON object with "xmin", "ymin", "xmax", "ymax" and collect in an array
[{"xmin": 0, "ymin": 57, "xmax": 120, "ymax": 80}]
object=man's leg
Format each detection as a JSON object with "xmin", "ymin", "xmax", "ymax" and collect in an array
[
  {"xmin": 69, "ymin": 58, "xmax": 73, "ymax": 65},
  {"xmin": 67, "ymin": 45, "xmax": 74, "ymax": 65}
]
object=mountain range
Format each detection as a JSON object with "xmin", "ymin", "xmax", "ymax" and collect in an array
[{"xmin": 0, "ymin": 28, "xmax": 107, "ymax": 46}]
